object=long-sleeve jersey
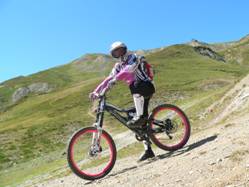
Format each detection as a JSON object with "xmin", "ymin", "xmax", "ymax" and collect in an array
[{"xmin": 93, "ymin": 53, "xmax": 151, "ymax": 95}]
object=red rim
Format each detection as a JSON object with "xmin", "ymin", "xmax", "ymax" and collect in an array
[
  {"xmin": 69, "ymin": 129, "xmax": 114, "ymax": 177},
  {"xmin": 150, "ymin": 106, "xmax": 190, "ymax": 150}
]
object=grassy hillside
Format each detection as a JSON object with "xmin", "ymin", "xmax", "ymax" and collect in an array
[{"xmin": 1, "ymin": 37, "xmax": 249, "ymax": 186}]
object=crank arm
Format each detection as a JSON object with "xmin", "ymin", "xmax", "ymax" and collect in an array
[{"xmin": 166, "ymin": 131, "xmax": 173, "ymax": 139}]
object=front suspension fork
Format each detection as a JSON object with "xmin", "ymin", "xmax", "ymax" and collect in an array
[{"xmin": 90, "ymin": 112, "xmax": 104, "ymax": 155}]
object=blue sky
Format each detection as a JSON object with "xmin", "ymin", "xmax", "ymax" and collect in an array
[{"xmin": 0, "ymin": 0, "xmax": 249, "ymax": 83}]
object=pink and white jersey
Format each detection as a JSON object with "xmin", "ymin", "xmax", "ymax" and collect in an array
[{"xmin": 93, "ymin": 53, "xmax": 150, "ymax": 95}]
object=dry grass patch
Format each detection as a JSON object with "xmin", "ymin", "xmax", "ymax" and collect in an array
[{"xmin": 230, "ymin": 149, "xmax": 249, "ymax": 162}]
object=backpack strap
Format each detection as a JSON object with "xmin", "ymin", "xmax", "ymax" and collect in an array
[{"xmin": 136, "ymin": 55, "xmax": 146, "ymax": 63}]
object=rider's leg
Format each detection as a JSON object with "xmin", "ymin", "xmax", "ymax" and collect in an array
[
  {"xmin": 138, "ymin": 95, "xmax": 156, "ymax": 161},
  {"xmin": 143, "ymin": 139, "xmax": 151, "ymax": 150},
  {"xmin": 128, "ymin": 82, "xmax": 156, "ymax": 161},
  {"xmin": 127, "ymin": 94, "xmax": 146, "ymax": 125},
  {"xmin": 133, "ymin": 93, "xmax": 144, "ymax": 119},
  {"xmin": 127, "ymin": 81, "xmax": 154, "ymax": 127},
  {"xmin": 142, "ymin": 96, "xmax": 151, "ymax": 118},
  {"xmin": 138, "ymin": 137, "xmax": 155, "ymax": 162}
]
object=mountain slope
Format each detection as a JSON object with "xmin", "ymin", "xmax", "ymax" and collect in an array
[
  {"xmin": 30, "ymin": 72, "xmax": 249, "ymax": 187},
  {"xmin": 1, "ymin": 35, "xmax": 249, "ymax": 186},
  {"xmin": 36, "ymin": 111, "xmax": 249, "ymax": 187}
]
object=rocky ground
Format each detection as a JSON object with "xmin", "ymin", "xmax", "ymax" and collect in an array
[
  {"xmin": 22, "ymin": 74, "xmax": 249, "ymax": 187},
  {"xmin": 33, "ymin": 112, "xmax": 249, "ymax": 187}
]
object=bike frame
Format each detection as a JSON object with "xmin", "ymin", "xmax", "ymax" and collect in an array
[
  {"xmin": 90, "ymin": 94, "xmax": 167, "ymax": 151},
  {"xmin": 94, "ymin": 95, "xmax": 133, "ymax": 129},
  {"xmin": 92, "ymin": 95, "xmax": 157, "ymax": 142}
]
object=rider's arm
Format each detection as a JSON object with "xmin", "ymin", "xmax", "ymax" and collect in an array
[
  {"xmin": 114, "ymin": 54, "xmax": 138, "ymax": 84},
  {"xmin": 92, "ymin": 63, "xmax": 119, "ymax": 95}
]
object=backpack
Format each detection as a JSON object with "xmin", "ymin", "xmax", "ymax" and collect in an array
[
  {"xmin": 137, "ymin": 55, "xmax": 154, "ymax": 81},
  {"xmin": 144, "ymin": 61, "xmax": 154, "ymax": 81}
]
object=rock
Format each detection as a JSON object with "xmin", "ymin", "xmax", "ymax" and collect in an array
[
  {"xmin": 239, "ymin": 34, "xmax": 249, "ymax": 43},
  {"xmin": 76, "ymin": 54, "xmax": 113, "ymax": 64},
  {"xmin": 199, "ymin": 80, "xmax": 230, "ymax": 91},
  {"xmin": 135, "ymin": 50, "xmax": 146, "ymax": 56},
  {"xmin": 93, "ymin": 56, "xmax": 112, "ymax": 63},
  {"xmin": 12, "ymin": 82, "xmax": 53, "ymax": 103},
  {"xmin": 194, "ymin": 46, "xmax": 225, "ymax": 62},
  {"xmin": 197, "ymin": 169, "xmax": 202, "ymax": 173},
  {"xmin": 189, "ymin": 171, "xmax": 194, "ymax": 174},
  {"xmin": 188, "ymin": 39, "xmax": 209, "ymax": 47},
  {"xmin": 217, "ymin": 158, "xmax": 222, "ymax": 163},
  {"xmin": 12, "ymin": 87, "xmax": 30, "ymax": 103},
  {"xmin": 209, "ymin": 161, "xmax": 216, "ymax": 165},
  {"xmin": 28, "ymin": 82, "xmax": 53, "ymax": 94},
  {"xmin": 72, "ymin": 54, "xmax": 114, "ymax": 73},
  {"xmin": 224, "ymin": 155, "xmax": 231, "ymax": 159}
]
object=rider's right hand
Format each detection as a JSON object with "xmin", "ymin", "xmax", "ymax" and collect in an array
[{"xmin": 89, "ymin": 92, "xmax": 99, "ymax": 101}]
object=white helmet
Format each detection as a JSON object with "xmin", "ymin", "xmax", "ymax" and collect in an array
[{"xmin": 109, "ymin": 41, "xmax": 127, "ymax": 58}]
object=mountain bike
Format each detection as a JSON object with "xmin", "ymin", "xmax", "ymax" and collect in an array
[{"xmin": 67, "ymin": 90, "xmax": 191, "ymax": 180}]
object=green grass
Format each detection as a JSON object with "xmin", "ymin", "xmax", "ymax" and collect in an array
[
  {"xmin": 1, "ymin": 44, "xmax": 249, "ymax": 186},
  {"xmin": 0, "ymin": 151, "xmax": 67, "ymax": 187}
]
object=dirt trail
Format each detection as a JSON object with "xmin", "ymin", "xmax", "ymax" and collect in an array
[
  {"xmin": 34, "ymin": 112, "xmax": 249, "ymax": 187},
  {"xmin": 29, "ymin": 74, "xmax": 249, "ymax": 187},
  {"xmin": 205, "ymin": 74, "xmax": 249, "ymax": 125}
]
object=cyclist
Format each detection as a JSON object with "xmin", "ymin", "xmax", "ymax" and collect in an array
[{"xmin": 89, "ymin": 41, "xmax": 155, "ymax": 161}]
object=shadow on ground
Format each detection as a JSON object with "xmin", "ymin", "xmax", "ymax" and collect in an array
[{"xmin": 84, "ymin": 134, "xmax": 218, "ymax": 185}]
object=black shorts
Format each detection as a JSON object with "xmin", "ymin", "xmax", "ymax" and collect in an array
[{"xmin": 129, "ymin": 80, "xmax": 155, "ymax": 97}]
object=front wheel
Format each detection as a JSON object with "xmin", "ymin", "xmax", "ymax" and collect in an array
[
  {"xmin": 148, "ymin": 104, "xmax": 191, "ymax": 151},
  {"xmin": 67, "ymin": 127, "xmax": 117, "ymax": 180}
]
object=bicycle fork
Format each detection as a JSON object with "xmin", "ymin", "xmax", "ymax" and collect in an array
[
  {"xmin": 90, "ymin": 99, "xmax": 105, "ymax": 156},
  {"xmin": 89, "ymin": 123, "xmax": 102, "ymax": 156}
]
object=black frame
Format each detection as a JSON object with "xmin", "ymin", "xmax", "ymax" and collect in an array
[
  {"xmin": 94, "ymin": 96, "xmax": 154, "ymax": 138},
  {"xmin": 94, "ymin": 95, "xmax": 167, "ymax": 141},
  {"xmin": 96, "ymin": 96, "xmax": 132, "ymax": 127}
]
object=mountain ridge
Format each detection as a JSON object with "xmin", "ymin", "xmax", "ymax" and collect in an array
[
  {"xmin": 2, "ymin": 34, "xmax": 249, "ymax": 85},
  {"xmin": 1, "ymin": 34, "xmax": 249, "ymax": 186}
]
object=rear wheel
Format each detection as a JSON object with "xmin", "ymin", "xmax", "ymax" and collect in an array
[
  {"xmin": 67, "ymin": 127, "xmax": 116, "ymax": 180},
  {"xmin": 148, "ymin": 104, "xmax": 191, "ymax": 151}
]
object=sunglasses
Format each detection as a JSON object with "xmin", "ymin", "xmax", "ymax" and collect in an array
[{"xmin": 111, "ymin": 47, "xmax": 126, "ymax": 58}]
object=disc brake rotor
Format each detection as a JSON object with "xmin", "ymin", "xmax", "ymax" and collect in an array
[{"xmin": 165, "ymin": 119, "xmax": 178, "ymax": 134}]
